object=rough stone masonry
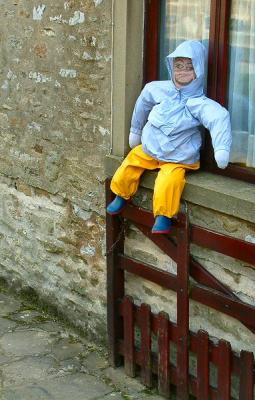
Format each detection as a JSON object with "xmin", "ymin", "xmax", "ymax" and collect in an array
[{"xmin": 0, "ymin": 0, "xmax": 111, "ymax": 343}]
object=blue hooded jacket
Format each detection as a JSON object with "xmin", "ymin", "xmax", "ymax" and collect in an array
[{"xmin": 130, "ymin": 40, "xmax": 232, "ymax": 164}]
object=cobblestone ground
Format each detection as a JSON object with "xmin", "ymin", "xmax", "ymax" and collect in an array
[{"xmin": 0, "ymin": 285, "xmax": 168, "ymax": 400}]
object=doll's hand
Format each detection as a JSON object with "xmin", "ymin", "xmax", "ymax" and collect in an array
[
  {"xmin": 129, "ymin": 132, "xmax": 141, "ymax": 148},
  {"xmin": 214, "ymin": 149, "xmax": 229, "ymax": 169}
]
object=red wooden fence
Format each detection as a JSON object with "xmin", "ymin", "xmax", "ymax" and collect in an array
[{"xmin": 106, "ymin": 180, "xmax": 255, "ymax": 399}]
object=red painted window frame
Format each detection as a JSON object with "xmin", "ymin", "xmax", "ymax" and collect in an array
[{"xmin": 144, "ymin": 0, "xmax": 255, "ymax": 184}]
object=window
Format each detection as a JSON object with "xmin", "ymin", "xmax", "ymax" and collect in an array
[
  {"xmin": 228, "ymin": 0, "xmax": 255, "ymax": 168},
  {"xmin": 144, "ymin": 0, "xmax": 255, "ymax": 184}
]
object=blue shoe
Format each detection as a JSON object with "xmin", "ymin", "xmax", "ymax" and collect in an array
[
  {"xmin": 106, "ymin": 195, "xmax": 127, "ymax": 215},
  {"xmin": 152, "ymin": 215, "xmax": 172, "ymax": 234}
]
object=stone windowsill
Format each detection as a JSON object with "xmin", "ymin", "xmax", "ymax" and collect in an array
[{"xmin": 105, "ymin": 155, "xmax": 255, "ymax": 224}]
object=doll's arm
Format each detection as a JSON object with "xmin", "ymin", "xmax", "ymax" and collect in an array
[
  {"xmin": 129, "ymin": 132, "xmax": 141, "ymax": 148},
  {"xmin": 129, "ymin": 82, "xmax": 159, "ymax": 147},
  {"xmin": 187, "ymin": 98, "xmax": 232, "ymax": 169},
  {"xmin": 214, "ymin": 149, "xmax": 230, "ymax": 169}
]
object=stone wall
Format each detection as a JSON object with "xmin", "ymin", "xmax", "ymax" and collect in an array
[{"xmin": 0, "ymin": 0, "xmax": 111, "ymax": 343}]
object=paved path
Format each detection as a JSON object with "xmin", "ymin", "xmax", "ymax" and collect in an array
[{"xmin": 0, "ymin": 286, "xmax": 166, "ymax": 400}]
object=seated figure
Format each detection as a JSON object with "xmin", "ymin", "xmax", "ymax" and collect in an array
[{"xmin": 107, "ymin": 40, "xmax": 232, "ymax": 234}]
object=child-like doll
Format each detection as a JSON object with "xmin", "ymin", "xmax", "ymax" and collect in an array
[{"xmin": 107, "ymin": 40, "xmax": 232, "ymax": 234}]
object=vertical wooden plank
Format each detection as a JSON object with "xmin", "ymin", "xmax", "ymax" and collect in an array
[
  {"xmin": 207, "ymin": 0, "xmax": 220, "ymax": 102},
  {"xmin": 140, "ymin": 303, "xmax": 152, "ymax": 387},
  {"xmin": 123, "ymin": 296, "xmax": 136, "ymax": 377},
  {"xmin": 106, "ymin": 179, "xmax": 125, "ymax": 367},
  {"xmin": 143, "ymin": 0, "xmax": 161, "ymax": 83},
  {"xmin": 207, "ymin": 0, "xmax": 230, "ymax": 106},
  {"xmin": 239, "ymin": 351, "xmax": 254, "ymax": 400},
  {"xmin": 176, "ymin": 212, "xmax": 190, "ymax": 400},
  {"xmin": 218, "ymin": 339, "xmax": 231, "ymax": 399},
  {"xmin": 158, "ymin": 311, "xmax": 171, "ymax": 398},
  {"xmin": 202, "ymin": 0, "xmax": 231, "ymax": 176},
  {"xmin": 197, "ymin": 330, "xmax": 210, "ymax": 400},
  {"xmin": 217, "ymin": 0, "xmax": 231, "ymax": 107}
]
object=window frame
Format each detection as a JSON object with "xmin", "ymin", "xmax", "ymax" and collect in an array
[
  {"xmin": 110, "ymin": 0, "xmax": 144, "ymax": 158},
  {"xmin": 144, "ymin": 0, "xmax": 255, "ymax": 184}
]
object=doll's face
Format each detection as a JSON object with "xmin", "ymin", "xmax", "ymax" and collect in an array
[{"xmin": 173, "ymin": 57, "xmax": 196, "ymax": 88}]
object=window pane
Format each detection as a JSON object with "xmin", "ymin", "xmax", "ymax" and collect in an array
[
  {"xmin": 228, "ymin": 0, "xmax": 255, "ymax": 167},
  {"xmin": 159, "ymin": 0, "xmax": 211, "ymax": 80}
]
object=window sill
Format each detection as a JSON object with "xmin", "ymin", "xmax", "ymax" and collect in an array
[{"xmin": 105, "ymin": 155, "xmax": 255, "ymax": 224}]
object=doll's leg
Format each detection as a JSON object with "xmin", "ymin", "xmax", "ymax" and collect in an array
[
  {"xmin": 110, "ymin": 145, "xmax": 158, "ymax": 199},
  {"xmin": 153, "ymin": 162, "xmax": 199, "ymax": 218},
  {"xmin": 153, "ymin": 164, "xmax": 186, "ymax": 218}
]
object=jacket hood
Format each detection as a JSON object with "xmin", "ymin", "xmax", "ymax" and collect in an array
[{"xmin": 166, "ymin": 40, "xmax": 206, "ymax": 97}]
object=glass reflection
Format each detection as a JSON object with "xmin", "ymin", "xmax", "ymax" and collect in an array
[{"xmin": 159, "ymin": 0, "xmax": 211, "ymax": 81}]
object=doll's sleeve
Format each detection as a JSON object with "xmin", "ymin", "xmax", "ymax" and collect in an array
[
  {"xmin": 130, "ymin": 82, "xmax": 158, "ymax": 136},
  {"xmin": 187, "ymin": 97, "xmax": 232, "ymax": 169}
]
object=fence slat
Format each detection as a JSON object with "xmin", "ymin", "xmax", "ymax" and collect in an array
[
  {"xmin": 140, "ymin": 303, "xmax": 152, "ymax": 387},
  {"xmin": 119, "ymin": 255, "xmax": 177, "ymax": 292},
  {"xmin": 176, "ymin": 213, "xmax": 190, "ymax": 400},
  {"xmin": 191, "ymin": 224, "xmax": 255, "ymax": 267},
  {"xmin": 239, "ymin": 350, "xmax": 254, "ymax": 400},
  {"xmin": 218, "ymin": 339, "xmax": 231, "ymax": 399},
  {"xmin": 197, "ymin": 330, "xmax": 209, "ymax": 400},
  {"xmin": 106, "ymin": 179, "xmax": 125, "ymax": 367},
  {"xmin": 123, "ymin": 296, "xmax": 136, "ymax": 377},
  {"xmin": 158, "ymin": 311, "xmax": 171, "ymax": 397}
]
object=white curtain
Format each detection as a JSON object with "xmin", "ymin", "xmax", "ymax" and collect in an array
[
  {"xmin": 160, "ymin": 0, "xmax": 211, "ymax": 80},
  {"xmin": 228, "ymin": 0, "xmax": 255, "ymax": 167}
]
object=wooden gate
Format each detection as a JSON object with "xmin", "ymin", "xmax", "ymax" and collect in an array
[{"xmin": 106, "ymin": 180, "xmax": 255, "ymax": 399}]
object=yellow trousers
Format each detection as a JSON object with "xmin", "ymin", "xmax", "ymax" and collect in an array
[{"xmin": 110, "ymin": 145, "xmax": 200, "ymax": 218}]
